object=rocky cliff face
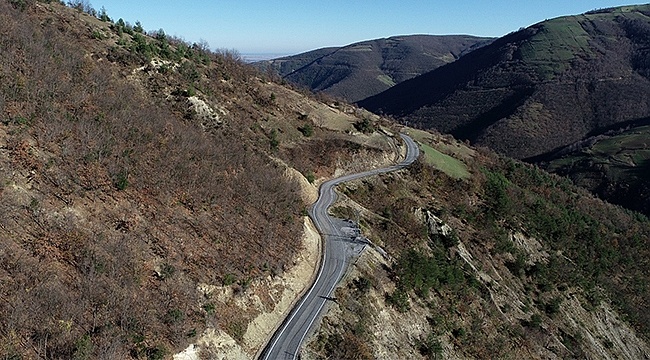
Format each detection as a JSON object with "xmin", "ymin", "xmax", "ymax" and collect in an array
[{"xmin": 307, "ymin": 240, "xmax": 650, "ymax": 360}]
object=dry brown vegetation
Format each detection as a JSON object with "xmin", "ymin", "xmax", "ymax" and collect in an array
[
  {"xmin": 0, "ymin": 1, "xmax": 390, "ymax": 358},
  {"xmin": 5, "ymin": 1, "xmax": 648, "ymax": 359}
]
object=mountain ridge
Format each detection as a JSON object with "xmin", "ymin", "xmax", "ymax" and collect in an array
[
  {"xmin": 359, "ymin": 5, "xmax": 650, "ymax": 160},
  {"xmin": 358, "ymin": 4, "xmax": 650, "ymax": 217},
  {"xmin": 2, "ymin": 1, "xmax": 650, "ymax": 359},
  {"xmin": 257, "ymin": 34, "xmax": 493, "ymax": 102}
]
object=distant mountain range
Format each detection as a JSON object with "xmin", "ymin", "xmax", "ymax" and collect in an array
[
  {"xmin": 359, "ymin": 5, "xmax": 650, "ymax": 160},
  {"xmin": 359, "ymin": 4, "xmax": 650, "ymax": 215},
  {"xmin": 255, "ymin": 35, "xmax": 493, "ymax": 102},
  {"xmin": 4, "ymin": 2, "xmax": 650, "ymax": 358}
]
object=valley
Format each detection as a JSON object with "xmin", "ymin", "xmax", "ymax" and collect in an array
[
  {"xmin": 1, "ymin": 1, "xmax": 649, "ymax": 360},
  {"xmin": 256, "ymin": 35, "xmax": 492, "ymax": 103},
  {"xmin": 260, "ymin": 134, "xmax": 419, "ymax": 360}
]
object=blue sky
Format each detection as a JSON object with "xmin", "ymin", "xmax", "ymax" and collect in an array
[{"xmin": 94, "ymin": 1, "xmax": 649, "ymax": 55}]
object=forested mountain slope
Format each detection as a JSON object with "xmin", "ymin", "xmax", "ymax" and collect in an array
[
  {"xmin": 257, "ymin": 35, "xmax": 492, "ymax": 102},
  {"xmin": 360, "ymin": 5, "xmax": 650, "ymax": 160},
  {"xmin": 539, "ymin": 119, "xmax": 650, "ymax": 216}
]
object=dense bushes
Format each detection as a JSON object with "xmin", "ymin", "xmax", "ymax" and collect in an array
[
  {"xmin": 387, "ymin": 247, "xmax": 469, "ymax": 314},
  {"xmin": 353, "ymin": 118, "xmax": 375, "ymax": 134},
  {"xmin": 336, "ymin": 139, "xmax": 650, "ymax": 357},
  {"xmin": 477, "ymin": 157, "xmax": 650, "ymax": 336},
  {"xmin": 0, "ymin": 1, "xmax": 303, "ymax": 358},
  {"xmin": 396, "ymin": 248, "xmax": 467, "ymax": 298}
]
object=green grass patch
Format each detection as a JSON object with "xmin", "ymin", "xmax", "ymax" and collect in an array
[
  {"xmin": 376, "ymin": 74, "xmax": 396, "ymax": 87},
  {"xmin": 591, "ymin": 126, "xmax": 650, "ymax": 156},
  {"xmin": 518, "ymin": 16, "xmax": 593, "ymax": 79},
  {"xmin": 406, "ymin": 128, "xmax": 474, "ymax": 159},
  {"xmin": 419, "ymin": 142, "xmax": 470, "ymax": 179},
  {"xmin": 587, "ymin": 4, "xmax": 650, "ymax": 16}
]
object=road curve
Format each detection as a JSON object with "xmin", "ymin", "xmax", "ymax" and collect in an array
[{"xmin": 259, "ymin": 133, "xmax": 419, "ymax": 360}]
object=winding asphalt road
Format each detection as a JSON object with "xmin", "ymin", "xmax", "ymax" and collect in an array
[{"xmin": 258, "ymin": 133, "xmax": 419, "ymax": 360}]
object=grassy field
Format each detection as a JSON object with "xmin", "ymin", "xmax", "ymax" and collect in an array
[
  {"xmin": 407, "ymin": 128, "xmax": 475, "ymax": 157},
  {"xmin": 518, "ymin": 16, "xmax": 593, "ymax": 78},
  {"xmin": 587, "ymin": 4, "xmax": 650, "ymax": 14},
  {"xmin": 419, "ymin": 142, "xmax": 470, "ymax": 179},
  {"xmin": 403, "ymin": 128, "xmax": 472, "ymax": 178},
  {"xmin": 589, "ymin": 126, "xmax": 650, "ymax": 177},
  {"xmin": 376, "ymin": 74, "xmax": 396, "ymax": 87}
]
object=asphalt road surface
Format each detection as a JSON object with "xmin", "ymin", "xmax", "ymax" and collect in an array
[{"xmin": 259, "ymin": 133, "xmax": 419, "ymax": 360}]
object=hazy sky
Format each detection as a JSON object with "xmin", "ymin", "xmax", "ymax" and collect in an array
[{"xmin": 95, "ymin": 1, "xmax": 649, "ymax": 55}]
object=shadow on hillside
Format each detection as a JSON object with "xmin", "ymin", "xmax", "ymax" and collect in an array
[
  {"xmin": 450, "ymin": 87, "xmax": 535, "ymax": 142},
  {"xmin": 526, "ymin": 115, "xmax": 650, "ymax": 163},
  {"xmin": 595, "ymin": 158, "xmax": 650, "ymax": 216}
]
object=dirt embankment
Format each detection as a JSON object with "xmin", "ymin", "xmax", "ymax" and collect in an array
[{"xmin": 174, "ymin": 216, "xmax": 321, "ymax": 359}]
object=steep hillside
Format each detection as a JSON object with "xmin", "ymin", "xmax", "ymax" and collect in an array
[
  {"xmin": 359, "ymin": 5, "xmax": 650, "ymax": 160},
  {"xmin": 3, "ymin": 2, "xmax": 650, "ymax": 360},
  {"xmin": 303, "ymin": 128, "xmax": 650, "ymax": 359},
  {"xmin": 0, "ymin": 1, "xmax": 397, "ymax": 358},
  {"xmin": 539, "ymin": 118, "xmax": 650, "ymax": 216},
  {"xmin": 257, "ymin": 35, "xmax": 492, "ymax": 103}
]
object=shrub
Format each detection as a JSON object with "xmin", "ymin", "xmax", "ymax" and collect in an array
[
  {"xmin": 160, "ymin": 263, "xmax": 175, "ymax": 279},
  {"xmin": 91, "ymin": 30, "xmax": 104, "ymax": 39},
  {"xmin": 145, "ymin": 345, "xmax": 166, "ymax": 360},
  {"xmin": 165, "ymin": 309, "xmax": 184, "ymax": 324},
  {"xmin": 419, "ymin": 333, "xmax": 443, "ymax": 358},
  {"xmin": 154, "ymin": 28, "xmax": 166, "ymax": 41},
  {"xmin": 305, "ymin": 171, "xmax": 315, "ymax": 184},
  {"xmin": 298, "ymin": 123, "xmax": 314, "ymax": 137},
  {"xmin": 66, "ymin": 0, "xmax": 96, "ymax": 15},
  {"xmin": 179, "ymin": 61, "xmax": 200, "ymax": 82},
  {"xmin": 505, "ymin": 252, "xmax": 527, "ymax": 277},
  {"xmin": 353, "ymin": 276, "xmax": 372, "ymax": 293},
  {"xmin": 385, "ymin": 288, "xmax": 410, "ymax": 312},
  {"xmin": 114, "ymin": 171, "xmax": 128, "ymax": 190},
  {"xmin": 544, "ymin": 297, "xmax": 562, "ymax": 316},
  {"xmin": 482, "ymin": 168, "xmax": 512, "ymax": 216},
  {"xmin": 133, "ymin": 21, "xmax": 144, "ymax": 34},
  {"xmin": 269, "ymin": 129, "xmax": 279, "ymax": 150},
  {"xmin": 98, "ymin": 6, "xmax": 110, "ymax": 22},
  {"xmin": 223, "ymin": 273, "xmax": 236, "ymax": 286},
  {"xmin": 353, "ymin": 118, "xmax": 375, "ymax": 134},
  {"xmin": 529, "ymin": 313, "xmax": 542, "ymax": 328},
  {"xmin": 202, "ymin": 303, "xmax": 215, "ymax": 315},
  {"xmin": 9, "ymin": 0, "xmax": 27, "ymax": 11},
  {"xmin": 73, "ymin": 335, "xmax": 93, "ymax": 360}
]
